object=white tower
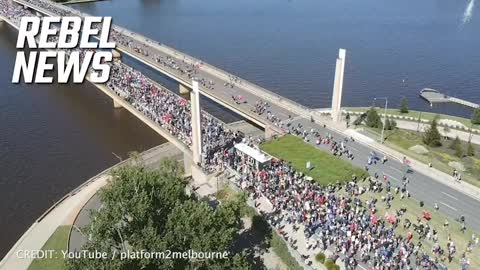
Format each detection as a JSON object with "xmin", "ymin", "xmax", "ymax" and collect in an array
[
  {"xmin": 331, "ymin": 49, "xmax": 346, "ymax": 122},
  {"xmin": 190, "ymin": 80, "xmax": 202, "ymax": 165}
]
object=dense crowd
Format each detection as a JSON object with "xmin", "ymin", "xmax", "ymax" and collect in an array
[
  {"xmin": 0, "ymin": 0, "xmax": 240, "ymax": 173},
  {"xmin": 225, "ymin": 135, "xmax": 476, "ymax": 270},
  {"xmin": 107, "ymin": 61, "xmax": 241, "ymax": 171}
]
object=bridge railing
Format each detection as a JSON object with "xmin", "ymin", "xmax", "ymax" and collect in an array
[
  {"xmin": 116, "ymin": 27, "xmax": 313, "ymax": 118},
  {"xmin": 21, "ymin": 0, "xmax": 313, "ymax": 119}
]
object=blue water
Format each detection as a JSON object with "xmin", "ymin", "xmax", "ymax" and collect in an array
[{"xmin": 72, "ymin": 0, "xmax": 480, "ymax": 117}]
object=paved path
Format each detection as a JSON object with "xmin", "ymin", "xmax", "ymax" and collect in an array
[
  {"xmin": 0, "ymin": 174, "xmax": 108, "ymax": 270},
  {"xmin": 68, "ymin": 143, "xmax": 182, "ymax": 253},
  {"xmin": 394, "ymin": 118, "xmax": 480, "ymax": 145}
]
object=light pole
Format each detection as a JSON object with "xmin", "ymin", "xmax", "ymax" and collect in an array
[{"xmin": 374, "ymin": 97, "xmax": 388, "ymax": 144}]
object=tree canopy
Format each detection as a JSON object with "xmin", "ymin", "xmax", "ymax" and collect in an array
[
  {"xmin": 66, "ymin": 159, "xmax": 251, "ymax": 270},
  {"xmin": 399, "ymin": 97, "xmax": 409, "ymax": 113},
  {"xmin": 471, "ymin": 108, "xmax": 480, "ymax": 125},
  {"xmin": 423, "ymin": 117, "xmax": 442, "ymax": 147},
  {"xmin": 366, "ymin": 107, "xmax": 383, "ymax": 128}
]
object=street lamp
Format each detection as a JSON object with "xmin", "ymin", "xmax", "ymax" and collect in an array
[{"xmin": 374, "ymin": 97, "xmax": 388, "ymax": 144}]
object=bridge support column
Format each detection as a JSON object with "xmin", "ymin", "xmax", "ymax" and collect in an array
[
  {"xmin": 331, "ymin": 48, "xmax": 346, "ymax": 122},
  {"xmin": 113, "ymin": 99, "xmax": 122, "ymax": 109},
  {"xmin": 179, "ymin": 84, "xmax": 190, "ymax": 95},
  {"xmin": 190, "ymin": 80, "xmax": 202, "ymax": 166},
  {"xmin": 265, "ymin": 125, "xmax": 278, "ymax": 140},
  {"xmin": 183, "ymin": 153, "xmax": 193, "ymax": 177},
  {"xmin": 112, "ymin": 49, "xmax": 121, "ymax": 59}
]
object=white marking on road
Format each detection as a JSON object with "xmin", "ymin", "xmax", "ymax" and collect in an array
[
  {"xmin": 358, "ymin": 264, "xmax": 368, "ymax": 270},
  {"xmin": 441, "ymin": 192, "xmax": 459, "ymax": 201},
  {"xmin": 384, "ymin": 173, "xmax": 398, "ymax": 182},
  {"xmin": 440, "ymin": 202, "xmax": 458, "ymax": 211},
  {"xmin": 388, "ymin": 166, "xmax": 403, "ymax": 174}
]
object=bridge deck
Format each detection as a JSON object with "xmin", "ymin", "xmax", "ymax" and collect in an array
[{"xmin": 14, "ymin": 0, "xmax": 311, "ymax": 133}]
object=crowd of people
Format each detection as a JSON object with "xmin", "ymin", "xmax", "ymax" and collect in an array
[
  {"xmin": 1, "ymin": 0, "xmax": 240, "ymax": 173},
  {"xmin": 224, "ymin": 134, "xmax": 475, "ymax": 269},
  {"xmin": 2, "ymin": 1, "xmax": 478, "ymax": 269}
]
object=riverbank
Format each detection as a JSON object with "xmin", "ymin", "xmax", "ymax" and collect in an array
[
  {"xmin": 54, "ymin": 0, "xmax": 104, "ymax": 5},
  {"xmin": 0, "ymin": 143, "xmax": 181, "ymax": 270},
  {"xmin": 345, "ymin": 107, "xmax": 480, "ymax": 133}
]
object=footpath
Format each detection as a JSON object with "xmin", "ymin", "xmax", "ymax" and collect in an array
[{"xmin": 0, "ymin": 143, "xmax": 181, "ymax": 270}]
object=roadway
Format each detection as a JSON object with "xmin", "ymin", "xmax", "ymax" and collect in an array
[{"xmin": 12, "ymin": 0, "xmax": 480, "ymax": 232}]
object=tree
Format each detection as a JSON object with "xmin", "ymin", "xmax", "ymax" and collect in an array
[
  {"xmin": 471, "ymin": 108, "xmax": 480, "ymax": 125},
  {"xmin": 67, "ymin": 160, "xmax": 252, "ymax": 270},
  {"xmin": 467, "ymin": 141, "xmax": 476, "ymax": 157},
  {"xmin": 449, "ymin": 136, "xmax": 464, "ymax": 157},
  {"xmin": 423, "ymin": 117, "xmax": 442, "ymax": 147},
  {"xmin": 443, "ymin": 125, "xmax": 451, "ymax": 139},
  {"xmin": 384, "ymin": 118, "xmax": 391, "ymax": 131},
  {"xmin": 449, "ymin": 136, "xmax": 462, "ymax": 150},
  {"xmin": 366, "ymin": 107, "xmax": 383, "ymax": 128},
  {"xmin": 399, "ymin": 97, "xmax": 409, "ymax": 113},
  {"xmin": 454, "ymin": 142, "xmax": 464, "ymax": 158},
  {"xmin": 390, "ymin": 119, "xmax": 397, "ymax": 129}
]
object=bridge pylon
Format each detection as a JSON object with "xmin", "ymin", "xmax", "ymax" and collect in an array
[
  {"xmin": 331, "ymin": 48, "xmax": 346, "ymax": 122},
  {"xmin": 190, "ymin": 80, "xmax": 202, "ymax": 166},
  {"xmin": 179, "ymin": 84, "xmax": 190, "ymax": 95}
]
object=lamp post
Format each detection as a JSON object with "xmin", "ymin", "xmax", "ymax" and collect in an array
[{"xmin": 374, "ymin": 97, "xmax": 388, "ymax": 144}]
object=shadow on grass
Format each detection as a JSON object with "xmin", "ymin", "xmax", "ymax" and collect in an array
[{"xmin": 231, "ymin": 215, "xmax": 273, "ymax": 270}]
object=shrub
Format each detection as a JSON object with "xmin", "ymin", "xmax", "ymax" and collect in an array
[
  {"xmin": 400, "ymin": 97, "xmax": 409, "ymax": 113},
  {"xmin": 423, "ymin": 117, "xmax": 442, "ymax": 147},
  {"xmin": 315, "ymin": 252, "xmax": 325, "ymax": 263}
]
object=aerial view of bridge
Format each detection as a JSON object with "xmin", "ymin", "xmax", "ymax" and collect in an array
[{"xmin": 1, "ymin": 0, "xmax": 479, "ymax": 269}]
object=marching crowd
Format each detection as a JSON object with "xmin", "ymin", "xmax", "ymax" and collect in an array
[
  {"xmin": 1, "ymin": 0, "xmax": 240, "ymax": 173},
  {"xmin": 226, "ymin": 134, "xmax": 476, "ymax": 269},
  {"xmin": 2, "ymin": 1, "xmax": 478, "ymax": 269},
  {"xmin": 107, "ymin": 61, "xmax": 241, "ymax": 172}
]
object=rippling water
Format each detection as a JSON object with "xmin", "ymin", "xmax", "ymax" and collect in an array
[
  {"xmin": 0, "ymin": 25, "xmax": 164, "ymax": 256},
  {"xmin": 72, "ymin": 0, "xmax": 480, "ymax": 117},
  {"xmin": 1, "ymin": 0, "xmax": 479, "ymax": 258}
]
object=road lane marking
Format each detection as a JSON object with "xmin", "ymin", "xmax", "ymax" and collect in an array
[
  {"xmin": 384, "ymin": 173, "xmax": 398, "ymax": 182},
  {"xmin": 440, "ymin": 202, "xmax": 458, "ymax": 211},
  {"xmin": 441, "ymin": 192, "xmax": 459, "ymax": 201},
  {"xmin": 388, "ymin": 166, "xmax": 403, "ymax": 174}
]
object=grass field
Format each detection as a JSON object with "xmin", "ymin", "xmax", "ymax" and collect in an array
[
  {"xmin": 347, "ymin": 107, "xmax": 479, "ymax": 130},
  {"xmin": 261, "ymin": 135, "xmax": 367, "ymax": 185},
  {"xmin": 362, "ymin": 127, "xmax": 480, "ymax": 188},
  {"xmin": 28, "ymin": 225, "xmax": 71, "ymax": 270}
]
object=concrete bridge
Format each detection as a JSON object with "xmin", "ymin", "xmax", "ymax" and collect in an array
[
  {"xmin": 13, "ymin": 0, "xmax": 311, "ymax": 136},
  {"xmin": 0, "ymin": 8, "xmax": 231, "ymax": 181}
]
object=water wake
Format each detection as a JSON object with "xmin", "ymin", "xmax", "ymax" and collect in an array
[{"xmin": 462, "ymin": 0, "xmax": 475, "ymax": 24}]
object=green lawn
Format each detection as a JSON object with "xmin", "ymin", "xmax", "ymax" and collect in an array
[
  {"xmin": 347, "ymin": 107, "xmax": 479, "ymax": 130},
  {"xmin": 261, "ymin": 135, "xmax": 367, "ymax": 185},
  {"xmin": 361, "ymin": 127, "xmax": 480, "ymax": 188},
  {"xmin": 28, "ymin": 225, "xmax": 71, "ymax": 270}
]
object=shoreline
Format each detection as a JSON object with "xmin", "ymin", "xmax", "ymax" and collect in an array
[{"xmin": 0, "ymin": 143, "xmax": 181, "ymax": 270}]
